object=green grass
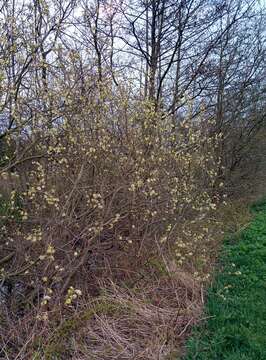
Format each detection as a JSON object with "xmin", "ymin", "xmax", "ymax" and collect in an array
[{"xmin": 183, "ymin": 199, "xmax": 266, "ymax": 360}]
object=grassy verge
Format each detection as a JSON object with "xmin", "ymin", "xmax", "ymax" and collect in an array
[{"xmin": 183, "ymin": 199, "xmax": 266, "ymax": 360}]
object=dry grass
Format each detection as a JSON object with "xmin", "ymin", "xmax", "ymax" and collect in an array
[{"xmin": 41, "ymin": 277, "xmax": 202, "ymax": 360}]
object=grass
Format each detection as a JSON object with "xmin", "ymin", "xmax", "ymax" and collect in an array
[{"xmin": 183, "ymin": 199, "xmax": 266, "ymax": 360}]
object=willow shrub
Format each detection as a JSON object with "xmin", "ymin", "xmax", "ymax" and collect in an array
[{"xmin": 0, "ymin": 92, "xmax": 224, "ymax": 317}]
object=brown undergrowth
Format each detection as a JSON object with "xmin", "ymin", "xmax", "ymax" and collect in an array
[{"xmin": 1, "ymin": 202, "xmax": 251, "ymax": 360}]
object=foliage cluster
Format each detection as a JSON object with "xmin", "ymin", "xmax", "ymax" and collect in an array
[{"xmin": 0, "ymin": 91, "xmax": 225, "ymax": 358}]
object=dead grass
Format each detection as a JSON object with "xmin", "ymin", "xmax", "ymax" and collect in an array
[{"xmin": 41, "ymin": 277, "xmax": 202, "ymax": 360}]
